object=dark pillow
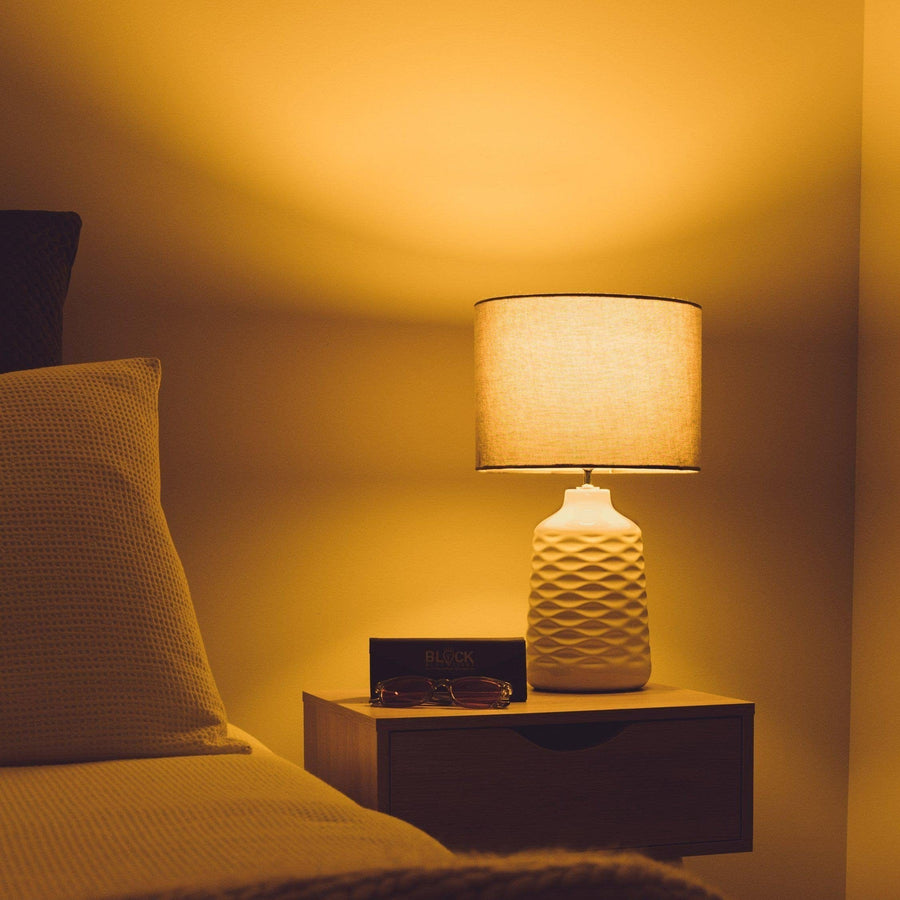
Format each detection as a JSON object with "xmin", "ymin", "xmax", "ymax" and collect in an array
[{"xmin": 0, "ymin": 210, "xmax": 82, "ymax": 374}]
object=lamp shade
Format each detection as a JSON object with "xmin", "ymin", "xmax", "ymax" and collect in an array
[{"xmin": 475, "ymin": 294, "xmax": 701, "ymax": 473}]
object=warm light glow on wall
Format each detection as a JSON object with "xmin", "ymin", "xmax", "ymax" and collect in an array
[
  {"xmin": 0, "ymin": 1, "xmax": 860, "ymax": 320},
  {"xmin": 1, "ymin": 4, "xmax": 865, "ymax": 897}
]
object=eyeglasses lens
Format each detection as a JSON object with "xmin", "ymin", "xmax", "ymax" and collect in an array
[
  {"xmin": 377, "ymin": 676, "xmax": 432, "ymax": 707},
  {"xmin": 450, "ymin": 676, "xmax": 507, "ymax": 709}
]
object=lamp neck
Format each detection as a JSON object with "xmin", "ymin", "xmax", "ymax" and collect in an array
[
  {"xmin": 538, "ymin": 484, "xmax": 636, "ymax": 532},
  {"xmin": 566, "ymin": 483, "xmax": 610, "ymax": 504}
]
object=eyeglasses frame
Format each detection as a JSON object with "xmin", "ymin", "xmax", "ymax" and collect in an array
[{"xmin": 371, "ymin": 675, "xmax": 513, "ymax": 709}]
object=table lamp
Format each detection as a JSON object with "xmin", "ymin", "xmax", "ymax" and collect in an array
[{"xmin": 474, "ymin": 294, "xmax": 701, "ymax": 692}]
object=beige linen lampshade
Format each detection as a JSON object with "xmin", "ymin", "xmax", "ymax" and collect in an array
[
  {"xmin": 475, "ymin": 294, "xmax": 701, "ymax": 473},
  {"xmin": 474, "ymin": 294, "xmax": 701, "ymax": 692}
]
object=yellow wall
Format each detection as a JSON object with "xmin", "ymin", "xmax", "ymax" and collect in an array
[
  {"xmin": 847, "ymin": 1, "xmax": 900, "ymax": 896},
  {"xmin": 1, "ymin": 3, "xmax": 865, "ymax": 898}
]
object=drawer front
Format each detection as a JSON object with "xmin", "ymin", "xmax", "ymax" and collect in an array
[{"xmin": 389, "ymin": 716, "xmax": 747, "ymax": 854}]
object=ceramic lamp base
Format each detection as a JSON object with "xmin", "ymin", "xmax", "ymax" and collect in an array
[{"xmin": 526, "ymin": 486, "xmax": 651, "ymax": 692}]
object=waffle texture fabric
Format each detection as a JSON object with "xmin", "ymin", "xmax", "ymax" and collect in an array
[
  {"xmin": 0, "ymin": 209, "xmax": 82, "ymax": 373},
  {"xmin": 0, "ymin": 732, "xmax": 454, "ymax": 900},
  {"xmin": 0, "ymin": 358, "xmax": 248, "ymax": 765}
]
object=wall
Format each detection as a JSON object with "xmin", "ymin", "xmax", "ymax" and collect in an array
[
  {"xmin": 847, "ymin": 1, "xmax": 900, "ymax": 897},
  {"xmin": 1, "ymin": 4, "xmax": 863, "ymax": 898}
]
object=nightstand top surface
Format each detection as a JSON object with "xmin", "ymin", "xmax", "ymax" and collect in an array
[{"xmin": 303, "ymin": 683, "xmax": 753, "ymax": 729}]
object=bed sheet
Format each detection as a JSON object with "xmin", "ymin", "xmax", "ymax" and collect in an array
[{"xmin": 0, "ymin": 726, "xmax": 452, "ymax": 900}]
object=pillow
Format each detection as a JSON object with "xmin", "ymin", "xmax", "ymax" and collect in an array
[
  {"xmin": 0, "ymin": 210, "xmax": 82, "ymax": 374},
  {"xmin": 0, "ymin": 357, "xmax": 249, "ymax": 765}
]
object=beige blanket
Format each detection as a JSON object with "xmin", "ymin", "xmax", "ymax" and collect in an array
[{"xmin": 0, "ymin": 729, "xmax": 726, "ymax": 900}]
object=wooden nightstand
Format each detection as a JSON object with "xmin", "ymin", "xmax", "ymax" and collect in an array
[{"xmin": 303, "ymin": 683, "xmax": 753, "ymax": 859}]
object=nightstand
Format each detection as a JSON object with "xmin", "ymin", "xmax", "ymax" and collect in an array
[{"xmin": 303, "ymin": 683, "xmax": 753, "ymax": 859}]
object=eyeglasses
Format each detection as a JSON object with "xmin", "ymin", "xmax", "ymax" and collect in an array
[{"xmin": 372, "ymin": 675, "xmax": 513, "ymax": 709}]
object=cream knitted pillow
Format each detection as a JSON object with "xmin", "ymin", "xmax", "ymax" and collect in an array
[{"xmin": 0, "ymin": 358, "xmax": 249, "ymax": 765}]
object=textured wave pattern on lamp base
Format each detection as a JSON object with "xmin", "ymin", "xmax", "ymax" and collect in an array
[{"xmin": 527, "ymin": 526, "xmax": 651, "ymax": 692}]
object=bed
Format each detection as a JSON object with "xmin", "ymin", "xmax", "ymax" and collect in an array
[{"xmin": 0, "ymin": 210, "xmax": 729, "ymax": 900}]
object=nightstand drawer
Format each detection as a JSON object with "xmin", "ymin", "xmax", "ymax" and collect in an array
[
  {"xmin": 389, "ymin": 716, "xmax": 746, "ymax": 854},
  {"xmin": 303, "ymin": 686, "xmax": 753, "ymax": 857}
]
